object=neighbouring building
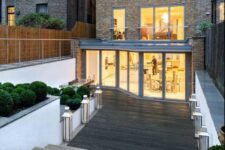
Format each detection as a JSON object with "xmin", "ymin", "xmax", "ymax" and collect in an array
[
  {"xmin": 76, "ymin": 0, "xmax": 214, "ymax": 102},
  {"xmin": 0, "ymin": 0, "xmax": 96, "ymax": 29},
  {"xmin": 212, "ymin": 0, "xmax": 225, "ymax": 24}
]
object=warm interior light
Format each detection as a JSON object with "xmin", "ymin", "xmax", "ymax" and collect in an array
[{"xmin": 162, "ymin": 13, "xmax": 169, "ymax": 23}]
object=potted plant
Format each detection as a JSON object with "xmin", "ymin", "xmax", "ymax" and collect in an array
[{"xmin": 219, "ymin": 126, "xmax": 225, "ymax": 144}]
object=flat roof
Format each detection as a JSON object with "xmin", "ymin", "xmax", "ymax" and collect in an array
[{"xmin": 79, "ymin": 39, "xmax": 192, "ymax": 52}]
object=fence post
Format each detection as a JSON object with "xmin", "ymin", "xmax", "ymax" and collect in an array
[{"xmin": 19, "ymin": 40, "xmax": 21, "ymax": 63}]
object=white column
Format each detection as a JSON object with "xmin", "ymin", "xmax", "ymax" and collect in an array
[{"xmin": 1, "ymin": 0, "xmax": 7, "ymax": 25}]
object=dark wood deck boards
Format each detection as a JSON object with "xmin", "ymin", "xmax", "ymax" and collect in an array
[{"xmin": 69, "ymin": 90, "xmax": 198, "ymax": 150}]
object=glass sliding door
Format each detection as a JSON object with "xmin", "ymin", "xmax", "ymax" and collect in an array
[
  {"xmin": 86, "ymin": 50, "xmax": 100, "ymax": 85},
  {"xmin": 119, "ymin": 51, "xmax": 128, "ymax": 90},
  {"xmin": 141, "ymin": 8, "xmax": 154, "ymax": 40},
  {"xmin": 102, "ymin": 51, "xmax": 116, "ymax": 87},
  {"xmin": 144, "ymin": 53, "xmax": 162, "ymax": 98},
  {"xmin": 165, "ymin": 54, "xmax": 185, "ymax": 100},
  {"xmin": 113, "ymin": 9, "xmax": 125, "ymax": 40},
  {"xmin": 170, "ymin": 6, "xmax": 184, "ymax": 40},
  {"xmin": 129, "ymin": 52, "xmax": 139, "ymax": 95},
  {"xmin": 155, "ymin": 7, "xmax": 169, "ymax": 40}
]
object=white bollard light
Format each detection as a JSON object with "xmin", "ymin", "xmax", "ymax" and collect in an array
[
  {"xmin": 62, "ymin": 106, "xmax": 73, "ymax": 142},
  {"xmin": 189, "ymin": 94, "xmax": 197, "ymax": 120},
  {"xmin": 198, "ymin": 127, "xmax": 209, "ymax": 150},
  {"xmin": 81, "ymin": 95, "xmax": 90, "ymax": 124},
  {"xmin": 193, "ymin": 107, "xmax": 202, "ymax": 138},
  {"xmin": 95, "ymin": 86, "xmax": 103, "ymax": 110}
]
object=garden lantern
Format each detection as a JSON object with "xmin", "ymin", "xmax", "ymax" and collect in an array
[
  {"xmin": 189, "ymin": 93, "xmax": 197, "ymax": 120},
  {"xmin": 193, "ymin": 107, "xmax": 202, "ymax": 138},
  {"xmin": 62, "ymin": 106, "xmax": 73, "ymax": 142},
  {"xmin": 81, "ymin": 95, "xmax": 90, "ymax": 124},
  {"xmin": 95, "ymin": 86, "xmax": 103, "ymax": 110},
  {"xmin": 198, "ymin": 127, "xmax": 209, "ymax": 150}
]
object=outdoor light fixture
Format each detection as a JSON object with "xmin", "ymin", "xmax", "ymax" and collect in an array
[
  {"xmin": 81, "ymin": 95, "xmax": 90, "ymax": 124},
  {"xmin": 95, "ymin": 86, "xmax": 103, "ymax": 109},
  {"xmin": 198, "ymin": 126, "xmax": 209, "ymax": 150},
  {"xmin": 62, "ymin": 107, "xmax": 73, "ymax": 142},
  {"xmin": 189, "ymin": 93, "xmax": 197, "ymax": 120},
  {"xmin": 193, "ymin": 107, "xmax": 202, "ymax": 138}
]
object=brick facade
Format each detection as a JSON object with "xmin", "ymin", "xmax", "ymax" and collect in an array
[{"xmin": 96, "ymin": 0, "xmax": 211, "ymax": 40}]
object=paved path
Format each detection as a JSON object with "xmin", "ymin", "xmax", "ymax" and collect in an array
[{"xmin": 69, "ymin": 90, "xmax": 198, "ymax": 150}]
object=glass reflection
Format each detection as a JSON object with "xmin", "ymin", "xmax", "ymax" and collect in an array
[
  {"xmin": 119, "ymin": 51, "xmax": 128, "ymax": 90},
  {"xmin": 129, "ymin": 52, "xmax": 139, "ymax": 95}
]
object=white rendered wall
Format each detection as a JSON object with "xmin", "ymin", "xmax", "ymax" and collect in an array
[
  {"xmin": 72, "ymin": 108, "xmax": 82, "ymax": 132},
  {"xmin": 0, "ymin": 59, "xmax": 76, "ymax": 88},
  {"xmin": 195, "ymin": 75, "xmax": 220, "ymax": 146},
  {"xmin": 0, "ymin": 99, "xmax": 62, "ymax": 150}
]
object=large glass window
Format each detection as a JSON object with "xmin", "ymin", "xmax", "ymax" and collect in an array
[
  {"xmin": 155, "ymin": 7, "xmax": 169, "ymax": 40},
  {"xmin": 140, "ymin": 6, "xmax": 184, "ymax": 40},
  {"xmin": 119, "ymin": 51, "xmax": 128, "ymax": 90},
  {"xmin": 144, "ymin": 53, "xmax": 162, "ymax": 98},
  {"xmin": 86, "ymin": 50, "xmax": 99, "ymax": 85},
  {"xmin": 141, "ymin": 8, "xmax": 154, "ymax": 40},
  {"xmin": 102, "ymin": 51, "xmax": 116, "ymax": 86},
  {"xmin": 170, "ymin": 6, "xmax": 184, "ymax": 40},
  {"xmin": 165, "ymin": 54, "xmax": 185, "ymax": 100},
  {"xmin": 113, "ymin": 9, "xmax": 125, "ymax": 40},
  {"xmin": 7, "ymin": 6, "xmax": 15, "ymax": 26},
  {"xmin": 129, "ymin": 52, "xmax": 139, "ymax": 95},
  {"xmin": 36, "ymin": 3, "xmax": 48, "ymax": 13},
  {"xmin": 219, "ymin": 2, "xmax": 224, "ymax": 22}
]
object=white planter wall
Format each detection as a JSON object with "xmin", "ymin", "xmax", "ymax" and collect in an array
[
  {"xmin": 0, "ymin": 59, "xmax": 76, "ymax": 88},
  {"xmin": 0, "ymin": 99, "xmax": 62, "ymax": 150},
  {"xmin": 195, "ymin": 75, "xmax": 220, "ymax": 146},
  {"xmin": 72, "ymin": 108, "xmax": 82, "ymax": 132}
]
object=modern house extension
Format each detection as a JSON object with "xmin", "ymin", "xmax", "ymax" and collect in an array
[{"xmin": 75, "ymin": 0, "xmax": 211, "ymax": 101}]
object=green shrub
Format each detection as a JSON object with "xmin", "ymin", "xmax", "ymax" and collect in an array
[
  {"xmin": 47, "ymin": 86, "xmax": 60, "ymax": 96},
  {"xmin": 197, "ymin": 20, "xmax": 213, "ymax": 34},
  {"xmin": 1, "ymin": 82, "xmax": 15, "ymax": 93},
  {"xmin": 60, "ymin": 94, "xmax": 70, "ymax": 105},
  {"xmin": 11, "ymin": 92, "xmax": 21, "ymax": 108},
  {"xmin": 30, "ymin": 81, "xmax": 47, "ymax": 102},
  {"xmin": 0, "ymin": 89, "xmax": 14, "ymax": 117},
  {"xmin": 13, "ymin": 87, "xmax": 25, "ymax": 95},
  {"xmin": 72, "ymin": 94, "xmax": 82, "ymax": 99},
  {"xmin": 20, "ymin": 90, "xmax": 36, "ymax": 107},
  {"xmin": 16, "ymin": 83, "xmax": 30, "ymax": 89},
  {"xmin": 62, "ymin": 87, "xmax": 75, "ymax": 97},
  {"xmin": 77, "ymin": 86, "xmax": 90, "ymax": 98},
  {"xmin": 208, "ymin": 145, "xmax": 224, "ymax": 150},
  {"xmin": 17, "ymin": 13, "xmax": 65, "ymax": 30},
  {"xmin": 66, "ymin": 98, "xmax": 82, "ymax": 110}
]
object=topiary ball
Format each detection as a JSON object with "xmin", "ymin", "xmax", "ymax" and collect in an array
[
  {"xmin": 77, "ymin": 86, "xmax": 90, "ymax": 97},
  {"xmin": 66, "ymin": 98, "xmax": 82, "ymax": 110},
  {"xmin": 72, "ymin": 94, "xmax": 82, "ymax": 99},
  {"xmin": 20, "ymin": 90, "xmax": 36, "ymax": 108},
  {"xmin": 13, "ymin": 87, "xmax": 26, "ymax": 95},
  {"xmin": 60, "ymin": 94, "xmax": 70, "ymax": 105},
  {"xmin": 15, "ymin": 83, "xmax": 30, "ymax": 89},
  {"xmin": 2, "ymin": 82, "xmax": 15, "ymax": 93},
  {"xmin": 11, "ymin": 92, "xmax": 21, "ymax": 108},
  {"xmin": 0, "ymin": 89, "xmax": 14, "ymax": 117},
  {"xmin": 30, "ymin": 81, "xmax": 47, "ymax": 102},
  {"xmin": 62, "ymin": 87, "xmax": 75, "ymax": 97},
  {"xmin": 52, "ymin": 88, "xmax": 60, "ymax": 96}
]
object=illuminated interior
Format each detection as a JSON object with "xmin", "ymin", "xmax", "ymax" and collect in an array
[
  {"xmin": 144, "ymin": 53, "xmax": 162, "ymax": 98},
  {"xmin": 113, "ymin": 9, "xmax": 125, "ymax": 40},
  {"xmin": 129, "ymin": 52, "xmax": 139, "ymax": 95},
  {"xmin": 141, "ymin": 8, "xmax": 154, "ymax": 40},
  {"xmin": 7, "ymin": 7, "xmax": 15, "ymax": 26},
  {"xmin": 86, "ymin": 50, "xmax": 100, "ymax": 84},
  {"xmin": 219, "ymin": 2, "xmax": 225, "ymax": 22},
  {"xmin": 165, "ymin": 54, "xmax": 185, "ymax": 100},
  {"xmin": 102, "ymin": 51, "xmax": 116, "ymax": 86},
  {"xmin": 119, "ymin": 51, "xmax": 128, "ymax": 90},
  {"xmin": 140, "ymin": 6, "xmax": 184, "ymax": 40}
]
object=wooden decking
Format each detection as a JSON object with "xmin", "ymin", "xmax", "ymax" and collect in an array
[{"xmin": 69, "ymin": 90, "xmax": 198, "ymax": 150}]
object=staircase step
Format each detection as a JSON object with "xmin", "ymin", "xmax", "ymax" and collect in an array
[{"xmin": 45, "ymin": 144, "xmax": 86, "ymax": 150}]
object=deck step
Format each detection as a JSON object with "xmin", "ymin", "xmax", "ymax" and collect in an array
[{"xmin": 45, "ymin": 144, "xmax": 86, "ymax": 150}]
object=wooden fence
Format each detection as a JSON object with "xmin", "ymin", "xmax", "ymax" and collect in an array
[
  {"xmin": 0, "ymin": 22, "xmax": 95, "ymax": 64},
  {"xmin": 205, "ymin": 22, "xmax": 224, "ymax": 97}
]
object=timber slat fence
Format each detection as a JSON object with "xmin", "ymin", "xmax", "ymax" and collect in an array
[
  {"xmin": 205, "ymin": 22, "xmax": 224, "ymax": 97},
  {"xmin": 0, "ymin": 22, "xmax": 95, "ymax": 65}
]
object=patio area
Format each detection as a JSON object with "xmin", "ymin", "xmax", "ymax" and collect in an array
[{"xmin": 68, "ymin": 89, "xmax": 198, "ymax": 150}]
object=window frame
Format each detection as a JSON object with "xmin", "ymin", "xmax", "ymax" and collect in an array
[
  {"xmin": 139, "ymin": 4, "xmax": 186, "ymax": 41},
  {"xmin": 36, "ymin": 3, "xmax": 48, "ymax": 14},
  {"xmin": 7, "ymin": 6, "xmax": 15, "ymax": 26}
]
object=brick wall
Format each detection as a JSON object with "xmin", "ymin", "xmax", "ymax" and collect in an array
[{"xmin": 96, "ymin": 0, "xmax": 211, "ymax": 40}]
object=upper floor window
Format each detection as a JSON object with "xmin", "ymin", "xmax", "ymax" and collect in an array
[
  {"xmin": 7, "ymin": 6, "xmax": 15, "ymax": 26},
  {"xmin": 113, "ymin": 9, "xmax": 125, "ymax": 40},
  {"xmin": 36, "ymin": 3, "xmax": 48, "ymax": 13},
  {"xmin": 219, "ymin": 2, "xmax": 224, "ymax": 22},
  {"xmin": 141, "ymin": 6, "xmax": 184, "ymax": 40}
]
